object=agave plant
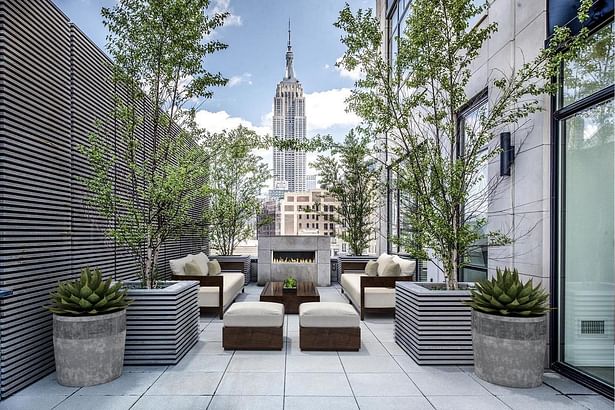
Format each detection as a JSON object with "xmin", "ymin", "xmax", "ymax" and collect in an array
[
  {"xmin": 465, "ymin": 267, "xmax": 549, "ymax": 317},
  {"xmin": 49, "ymin": 267, "xmax": 130, "ymax": 315}
]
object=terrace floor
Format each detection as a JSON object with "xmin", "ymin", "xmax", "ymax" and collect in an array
[{"xmin": 1, "ymin": 284, "xmax": 612, "ymax": 410}]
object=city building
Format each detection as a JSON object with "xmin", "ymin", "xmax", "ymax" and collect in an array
[
  {"xmin": 376, "ymin": 0, "xmax": 614, "ymax": 397},
  {"xmin": 272, "ymin": 22, "xmax": 307, "ymax": 193},
  {"xmin": 257, "ymin": 198, "xmax": 280, "ymax": 237},
  {"xmin": 305, "ymin": 174, "xmax": 319, "ymax": 190}
]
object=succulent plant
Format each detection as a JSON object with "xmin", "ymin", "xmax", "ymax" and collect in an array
[
  {"xmin": 49, "ymin": 267, "xmax": 130, "ymax": 315},
  {"xmin": 465, "ymin": 267, "xmax": 549, "ymax": 317},
  {"xmin": 283, "ymin": 276, "xmax": 298, "ymax": 289}
]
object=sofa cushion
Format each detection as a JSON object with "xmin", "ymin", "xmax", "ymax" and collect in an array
[
  {"xmin": 197, "ymin": 272, "xmax": 245, "ymax": 308},
  {"xmin": 393, "ymin": 256, "xmax": 416, "ymax": 276},
  {"xmin": 376, "ymin": 253, "xmax": 395, "ymax": 275},
  {"xmin": 169, "ymin": 255, "xmax": 193, "ymax": 276},
  {"xmin": 224, "ymin": 302, "xmax": 284, "ymax": 327},
  {"xmin": 192, "ymin": 252, "xmax": 210, "ymax": 275},
  {"xmin": 208, "ymin": 259, "xmax": 222, "ymax": 275},
  {"xmin": 340, "ymin": 273, "xmax": 396, "ymax": 308},
  {"xmin": 379, "ymin": 261, "xmax": 401, "ymax": 277},
  {"xmin": 299, "ymin": 302, "xmax": 359, "ymax": 328},
  {"xmin": 365, "ymin": 260, "xmax": 378, "ymax": 276},
  {"xmin": 184, "ymin": 260, "xmax": 204, "ymax": 276}
]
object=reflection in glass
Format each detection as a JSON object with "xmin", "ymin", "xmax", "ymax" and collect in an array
[
  {"xmin": 562, "ymin": 101, "xmax": 614, "ymax": 386},
  {"xmin": 562, "ymin": 23, "xmax": 614, "ymax": 107}
]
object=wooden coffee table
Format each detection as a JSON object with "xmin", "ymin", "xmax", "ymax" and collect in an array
[{"xmin": 260, "ymin": 281, "xmax": 320, "ymax": 314}]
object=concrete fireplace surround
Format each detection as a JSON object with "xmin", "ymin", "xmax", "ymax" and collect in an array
[{"xmin": 258, "ymin": 236, "xmax": 331, "ymax": 286}]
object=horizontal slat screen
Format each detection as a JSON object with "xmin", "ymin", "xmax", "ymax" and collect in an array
[{"xmin": 0, "ymin": 0, "xmax": 208, "ymax": 398}]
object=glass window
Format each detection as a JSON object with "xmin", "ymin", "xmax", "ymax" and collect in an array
[
  {"xmin": 562, "ymin": 23, "xmax": 614, "ymax": 108},
  {"xmin": 560, "ymin": 100, "xmax": 614, "ymax": 387},
  {"xmin": 458, "ymin": 96, "xmax": 489, "ymax": 282}
]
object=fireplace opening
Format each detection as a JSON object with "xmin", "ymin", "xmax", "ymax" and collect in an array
[{"xmin": 272, "ymin": 250, "xmax": 316, "ymax": 264}]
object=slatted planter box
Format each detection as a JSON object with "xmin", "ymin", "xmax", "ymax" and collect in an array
[
  {"xmin": 124, "ymin": 281, "xmax": 199, "ymax": 365},
  {"xmin": 394, "ymin": 281, "xmax": 473, "ymax": 365},
  {"xmin": 209, "ymin": 255, "xmax": 251, "ymax": 285}
]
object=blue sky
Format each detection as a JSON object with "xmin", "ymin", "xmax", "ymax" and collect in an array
[{"xmin": 53, "ymin": 0, "xmax": 371, "ymax": 174}]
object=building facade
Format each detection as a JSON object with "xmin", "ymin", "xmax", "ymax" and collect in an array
[
  {"xmin": 376, "ymin": 0, "xmax": 614, "ymax": 398},
  {"xmin": 272, "ymin": 24, "xmax": 307, "ymax": 193}
]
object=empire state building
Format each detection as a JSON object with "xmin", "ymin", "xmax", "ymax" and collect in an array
[{"xmin": 272, "ymin": 22, "xmax": 306, "ymax": 193}]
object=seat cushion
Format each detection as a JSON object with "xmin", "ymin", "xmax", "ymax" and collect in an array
[
  {"xmin": 169, "ymin": 255, "xmax": 193, "ymax": 276},
  {"xmin": 393, "ymin": 256, "xmax": 416, "ymax": 276},
  {"xmin": 299, "ymin": 302, "xmax": 360, "ymax": 328},
  {"xmin": 340, "ymin": 273, "xmax": 396, "ymax": 308},
  {"xmin": 224, "ymin": 302, "xmax": 284, "ymax": 327}
]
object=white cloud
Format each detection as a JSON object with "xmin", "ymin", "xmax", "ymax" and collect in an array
[
  {"xmin": 195, "ymin": 109, "xmax": 270, "ymax": 136},
  {"xmin": 228, "ymin": 72, "xmax": 252, "ymax": 87},
  {"xmin": 334, "ymin": 57, "xmax": 364, "ymax": 81},
  {"xmin": 211, "ymin": 0, "xmax": 242, "ymax": 27},
  {"xmin": 305, "ymin": 88, "xmax": 360, "ymax": 132}
]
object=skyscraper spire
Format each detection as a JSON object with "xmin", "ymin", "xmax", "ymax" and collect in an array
[
  {"xmin": 288, "ymin": 19, "xmax": 291, "ymax": 51},
  {"xmin": 284, "ymin": 19, "xmax": 295, "ymax": 80}
]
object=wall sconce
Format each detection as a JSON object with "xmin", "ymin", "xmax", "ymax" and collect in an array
[{"xmin": 500, "ymin": 132, "xmax": 515, "ymax": 176}]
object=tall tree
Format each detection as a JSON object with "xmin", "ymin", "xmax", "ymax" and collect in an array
[
  {"xmin": 204, "ymin": 127, "xmax": 270, "ymax": 256},
  {"xmin": 313, "ymin": 131, "xmax": 379, "ymax": 255},
  {"xmin": 81, "ymin": 0, "xmax": 228, "ymax": 288},
  {"xmin": 335, "ymin": 0, "xmax": 592, "ymax": 289}
]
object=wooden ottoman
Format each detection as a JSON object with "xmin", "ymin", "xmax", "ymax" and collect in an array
[
  {"xmin": 299, "ymin": 302, "xmax": 361, "ymax": 351},
  {"xmin": 223, "ymin": 302, "xmax": 284, "ymax": 350}
]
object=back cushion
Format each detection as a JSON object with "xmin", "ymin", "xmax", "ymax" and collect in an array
[
  {"xmin": 169, "ymin": 255, "xmax": 194, "ymax": 276},
  {"xmin": 192, "ymin": 252, "xmax": 210, "ymax": 275},
  {"xmin": 376, "ymin": 253, "xmax": 395, "ymax": 275},
  {"xmin": 379, "ymin": 261, "xmax": 401, "ymax": 277},
  {"xmin": 393, "ymin": 256, "xmax": 416, "ymax": 276}
]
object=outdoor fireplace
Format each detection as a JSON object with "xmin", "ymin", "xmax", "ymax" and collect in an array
[
  {"xmin": 272, "ymin": 250, "xmax": 316, "ymax": 264},
  {"xmin": 258, "ymin": 236, "xmax": 331, "ymax": 286}
]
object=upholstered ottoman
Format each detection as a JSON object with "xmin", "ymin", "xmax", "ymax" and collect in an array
[
  {"xmin": 223, "ymin": 302, "xmax": 284, "ymax": 350},
  {"xmin": 299, "ymin": 302, "xmax": 361, "ymax": 351}
]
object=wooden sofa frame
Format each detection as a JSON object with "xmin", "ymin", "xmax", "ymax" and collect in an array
[{"xmin": 172, "ymin": 274, "xmax": 243, "ymax": 319}]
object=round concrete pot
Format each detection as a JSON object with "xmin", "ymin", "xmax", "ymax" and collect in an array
[
  {"xmin": 53, "ymin": 310, "xmax": 126, "ymax": 386},
  {"xmin": 472, "ymin": 310, "xmax": 547, "ymax": 388}
]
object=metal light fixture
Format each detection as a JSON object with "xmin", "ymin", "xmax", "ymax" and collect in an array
[{"xmin": 500, "ymin": 132, "xmax": 515, "ymax": 176}]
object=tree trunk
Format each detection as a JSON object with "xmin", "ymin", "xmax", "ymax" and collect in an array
[
  {"xmin": 143, "ymin": 243, "xmax": 161, "ymax": 289},
  {"xmin": 446, "ymin": 248, "xmax": 459, "ymax": 290}
]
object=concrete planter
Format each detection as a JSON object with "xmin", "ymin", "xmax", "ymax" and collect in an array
[
  {"xmin": 53, "ymin": 310, "xmax": 126, "ymax": 387},
  {"xmin": 395, "ymin": 282, "xmax": 473, "ymax": 365},
  {"xmin": 472, "ymin": 310, "xmax": 547, "ymax": 387},
  {"xmin": 125, "ymin": 280, "xmax": 199, "ymax": 365}
]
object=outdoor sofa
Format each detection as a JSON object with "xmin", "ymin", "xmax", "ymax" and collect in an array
[{"xmin": 170, "ymin": 252, "xmax": 244, "ymax": 318}]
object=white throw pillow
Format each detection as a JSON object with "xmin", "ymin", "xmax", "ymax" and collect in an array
[
  {"xmin": 169, "ymin": 255, "xmax": 193, "ymax": 276},
  {"xmin": 192, "ymin": 252, "xmax": 210, "ymax": 275},
  {"xmin": 379, "ymin": 261, "xmax": 402, "ymax": 277},
  {"xmin": 376, "ymin": 253, "xmax": 395, "ymax": 275},
  {"xmin": 393, "ymin": 256, "xmax": 416, "ymax": 276}
]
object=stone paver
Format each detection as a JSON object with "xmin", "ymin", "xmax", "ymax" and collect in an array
[{"xmin": 1, "ymin": 284, "xmax": 610, "ymax": 410}]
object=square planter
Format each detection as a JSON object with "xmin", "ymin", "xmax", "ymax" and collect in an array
[
  {"xmin": 124, "ymin": 280, "xmax": 199, "ymax": 365},
  {"xmin": 394, "ymin": 281, "xmax": 473, "ymax": 365},
  {"xmin": 209, "ymin": 255, "xmax": 251, "ymax": 285}
]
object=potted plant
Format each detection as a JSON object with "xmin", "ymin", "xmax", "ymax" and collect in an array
[
  {"xmin": 205, "ymin": 126, "xmax": 270, "ymax": 285},
  {"xmin": 283, "ymin": 277, "xmax": 298, "ymax": 293},
  {"xmin": 465, "ymin": 267, "xmax": 549, "ymax": 387},
  {"xmin": 80, "ymin": 0, "xmax": 230, "ymax": 364},
  {"xmin": 49, "ymin": 268, "xmax": 130, "ymax": 386}
]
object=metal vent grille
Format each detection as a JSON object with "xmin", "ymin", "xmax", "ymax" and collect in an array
[{"xmin": 580, "ymin": 320, "xmax": 605, "ymax": 335}]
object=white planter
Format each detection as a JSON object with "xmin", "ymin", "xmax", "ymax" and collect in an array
[
  {"xmin": 125, "ymin": 280, "xmax": 199, "ymax": 365},
  {"xmin": 395, "ymin": 282, "xmax": 473, "ymax": 365}
]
